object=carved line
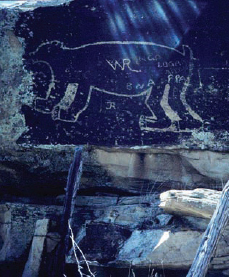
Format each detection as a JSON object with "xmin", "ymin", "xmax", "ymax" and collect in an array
[
  {"xmin": 180, "ymin": 59, "xmax": 203, "ymax": 122},
  {"xmin": 30, "ymin": 40, "xmax": 191, "ymax": 57},
  {"xmin": 160, "ymin": 83, "xmax": 181, "ymax": 122},
  {"xmin": 52, "ymin": 86, "xmax": 156, "ymax": 123},
  {"xmin": 30, "ymin": 40, "xmax": 203, "ymax": 129},
  {"xmin": 32, "ymin": 60, "xmax": 56, "ymax": 114},
  {"xmin": 106, "ymin": 58, "xmax": 142, "ymax": 72},
  {"xmin": 56, "ymin": 83, "xmax": 79, "ymax": 110},
  {"xmin": 139, "ymin": 124, "xmax": 190, "ymax": 133}
]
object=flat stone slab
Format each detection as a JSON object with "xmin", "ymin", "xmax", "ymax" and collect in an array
[
  {"xmin": 160, "ymin": 188, "xmax": 221, "ymax": 219},
  {"xmin": 22, "ymin": 219, "xmax": 49, "ymax": 277},
  {"xmin": 67, "ymin": 222, "xmax": 229, "ymax": 271},
  {"xmin": 116, "ymin": 228, "xmax": 229, "ymax": 270}
]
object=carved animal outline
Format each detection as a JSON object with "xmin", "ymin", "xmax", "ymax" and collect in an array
[{"xmin": 29, "ymin": 40, "xmax": 203, "ymax": 131}]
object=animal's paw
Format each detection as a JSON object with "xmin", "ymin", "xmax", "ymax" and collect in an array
[{"xmin": 35, "ymin": 98, "xmax": 53, "ymax": 113}]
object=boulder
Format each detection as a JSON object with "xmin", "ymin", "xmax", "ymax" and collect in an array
[
  {"xmin": 117, "ymin": 228, "xmax": 229, "ymax": 270},
  {"xmin": 160, "ymin": 188, "xmax": 221, "ymax": 219}
]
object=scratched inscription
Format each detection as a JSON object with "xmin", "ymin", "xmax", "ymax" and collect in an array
[
  {"xmin": 28, "ymin": 41, "xmax": 202, "ymax": 130},
  {"xmin": 16, "ymin": 0, "xmax": 229, "ymax": 146}
]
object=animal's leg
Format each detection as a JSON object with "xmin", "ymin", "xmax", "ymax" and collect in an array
[
  {"xmin": 160, "ymin": 83, "xmax": 181, "ymax": 125},
  {"xmin": 178, "ymin": 77, "xmax": 203, "ymax": 129},
  {"xmin": 140, "ymin": 85, "xmax": 172, "ymax": 131},
  {"xmin": 52, "ymin": 83, "xmax": 90, "ymax": 122},
  {"xmin": 172, "ymin": 73, "xmax": 203, "ymax": 130},
  {"xmin": 31, "ymin": 60, "xmax": 61, "ymax": 113}
]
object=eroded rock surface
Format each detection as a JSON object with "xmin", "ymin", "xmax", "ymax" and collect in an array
[
  {"xmin": 160, "ymin": 188, "xmax": 221, "ymax": 218},
  {"xmin": 0, "ymin": 0, "xmax": 229, "ymax": 276},
  {"xmin": 0, "ymin": 203, "xmax": 62, "ymax": 262},
  {"xmin": 0, "ymin": 146, "xmax": 227, "ymax": 201},
  {"xmin": 66, "ymin": 192, "xmax": 229, "ymax": 272}
]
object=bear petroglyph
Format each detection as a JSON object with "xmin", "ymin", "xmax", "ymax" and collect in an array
[{"xmin": 28, "ymin": 40, "xmax": 203, "ymax": 132}]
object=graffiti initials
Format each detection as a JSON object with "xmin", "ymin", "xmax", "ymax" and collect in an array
[{"xmin": 106, "ymin": 59, "xmax": 141, "ymax": 72}]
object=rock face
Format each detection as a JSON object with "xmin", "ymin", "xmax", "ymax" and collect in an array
[
  {"xmin": 117, "ymin": 230, "xmax": 203, "ymax": 268},
  {"xmin": 117, "ymin": 229, "xmax": 229, "ymax": 271},
  {"xmin": 0, "ymin": 0, "xmax": 229, "ymax": 148},
  {"xmin": 159, "ymin": 188, "xmax": 229, "ymax": 272},
  {"xmin": 66, "ymin": 191, "xmax": 229, "ymax": 272},
  {"xmin": 0, "ymin": 0, "xmax": 229, "ymax": 276},
  {"xmin": 0, "ymin": 203, "xmax": 62, "ymax": 263},
  {"xmin": 0, "ymin": 146, "xmax": 228, "ymax": 200},
  {"xmin": 2, "ymin": 189, "xmax": 229, "ymax": 274}
]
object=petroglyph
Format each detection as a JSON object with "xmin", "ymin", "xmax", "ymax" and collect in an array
[
  {"xmin": 106, "ymin": 59, "xmax": 141, "ymax": 72},
  {"xmin": 32, "ymin": 60, "xmax": 56, "ymax": 113},
  {"xmin": 53, "ymin": 83, "xmax": 78, "ymax": 110},
  {"xmin": 105, "ymin": 101, "xmax": 116, "ymax": 110},
  {"xmin": 30, "ymin": 40, "xmax": 188, "ymax": 56},
  {"xmin": 160, "ymin": 84, "xmax": 181, "ymax": 123},
  {"xmin": 52, "ymin": 86, "xmax": 157, "ymax": 123},
  {"xmin": 29, "ymin": 40, "xmax": 203, "ymax": 131}
]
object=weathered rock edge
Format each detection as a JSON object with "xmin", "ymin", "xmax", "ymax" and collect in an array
[
  {"xmin": 159, "ymin": 188, "xmax": 229, "ymax": 272},
  {"xmin": 160, "ymin": 188, "xmax": 221, "ymax": 219},
  {"xmin": 66, "ymin": 190, "xmax": 229, "ymax": 272}
]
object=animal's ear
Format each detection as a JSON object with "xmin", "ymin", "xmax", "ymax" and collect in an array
[
  {"xmin": 29, "ymin": 40, "xmax": 63, "ymax": 57},
  {"xmin": 29, "ymin": 60, "xmax": 53, "ymax": 77}
]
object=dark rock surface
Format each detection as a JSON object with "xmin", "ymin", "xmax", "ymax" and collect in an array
[
  {"xmin": 0, "ymin": 0, "xmax": 229, "ymax": 149},
  {"xmin": 0, "ymin": 1, "xmax": 229, "ymax": 276}
]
